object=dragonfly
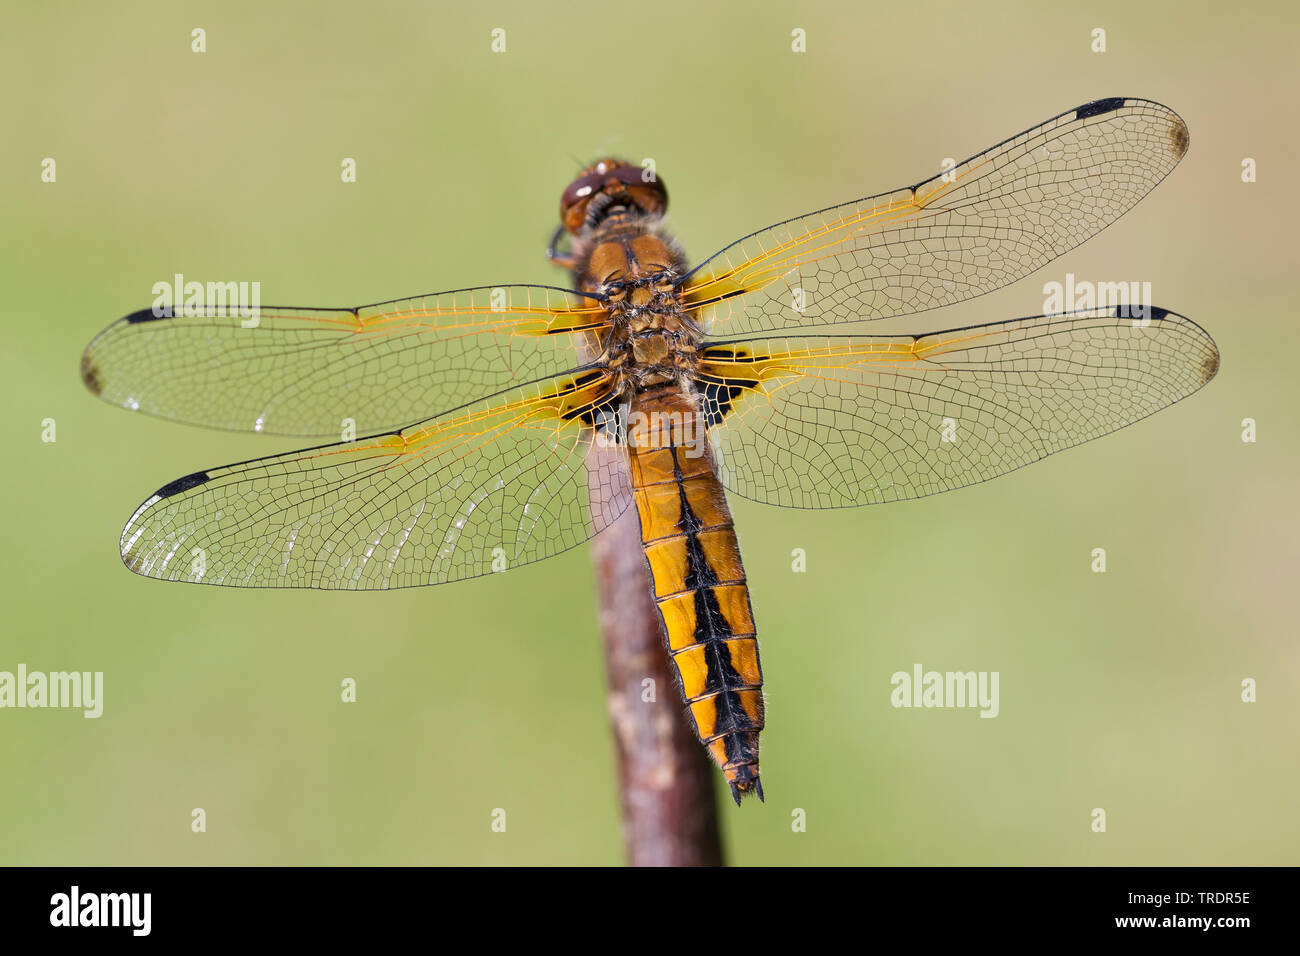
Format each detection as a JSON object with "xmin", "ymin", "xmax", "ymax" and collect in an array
[{"xmin": 81, "ymin": 97, "xmax": 1218, "ymax": 805}]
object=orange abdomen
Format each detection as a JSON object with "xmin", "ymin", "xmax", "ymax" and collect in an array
[{"xmin": 627, "ymin": 389, "xmax": 765, "ymax": 803}]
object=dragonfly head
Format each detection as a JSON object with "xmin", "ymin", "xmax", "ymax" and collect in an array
[{"xmin": 560, "ymin": 158, "xmax": 668, "ymax": 235}]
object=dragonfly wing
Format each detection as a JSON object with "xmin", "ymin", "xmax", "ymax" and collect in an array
[
  {"xmin": 119, "ymin": 369, "xmax": 631, "ymax": 588},
  {"xmin": 681, "ymin": 98, "xmax": 1189, "ymax": 335},
  {"xmin": 81, "ymin": 285, "xmax": 608, "ymax": 437},
  {"xmin": 696, "ymin": 308, "xmax": 1218, "ymax": 508}
]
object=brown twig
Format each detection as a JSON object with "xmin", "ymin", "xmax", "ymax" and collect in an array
[{"xmin": 590, "ymin": 504, "xmax": 725, "ymax": 867}]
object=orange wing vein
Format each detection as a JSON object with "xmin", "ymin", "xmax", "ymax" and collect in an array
[
  {"xmin": 118, "ymin": 369, "xmax": 631, "ymax": 589},
  {"xmin": 696, "ymin": 307, "xmax": 1218, "ymax": 508},
  {"xmin": 681, "ymin": 98, "xmax": 1189, "ymax": 335},
  {"xmin": 81, "ymin": 285, "xmax": 608, "ymax": 437}
]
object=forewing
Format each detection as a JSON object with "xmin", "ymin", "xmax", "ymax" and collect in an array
[
  {"xmin": 681, "ymin": 98, "xmax": 1189, "ymax": 335},
  {"xmin": 119, "ymin": 370, "xmax": 631, "ymax": 588},
  {"xmin": 696, "ymin": 308, "xmax": 1218, "ymax": 508},
  {"xmin": 81, "ymin": 285, "xmax": 608, "ymax": 437}
]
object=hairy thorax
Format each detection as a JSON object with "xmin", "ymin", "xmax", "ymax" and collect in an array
[{"xmin": 575, "ymin": 220, "xmax": 701, "ymax": 392}]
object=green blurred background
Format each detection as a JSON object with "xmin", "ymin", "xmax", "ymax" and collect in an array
[{"xmin": 2, "ymin": 0, "xmax": 1296, "ymax": 865}]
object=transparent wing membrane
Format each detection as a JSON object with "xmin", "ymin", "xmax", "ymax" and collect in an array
[
  {"xmin": 81, "ymin": 285, "xmax": 608, "ymax": 437},
  {"xmin": 697, "ymin": 308, "xmax": 1218, "ymax": 509},
  {"xmin": 681, "ymin": 98, "xmax": 1188, "ymax": 335},
  {"xmin": 86, "ymin": 97, "xmax": 1214, "ymax": 593},
  {"xmin": 119, "ymin": 371, "xmax": 630, "ymax": 589}
]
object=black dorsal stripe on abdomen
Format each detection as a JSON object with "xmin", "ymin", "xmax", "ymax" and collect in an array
[{"xmin": 670, "ymin": 446, "xmax": 756, "ymax": 735}]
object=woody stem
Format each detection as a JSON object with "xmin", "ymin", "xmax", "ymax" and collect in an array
[{"xmin": 590, "ymin": 502, "xmax": 725, "ymax": 866}]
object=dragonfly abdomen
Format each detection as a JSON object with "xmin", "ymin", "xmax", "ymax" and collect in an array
[{"xmin": 628, "ymin": 388, "xmax": 765, "ymax": 804}]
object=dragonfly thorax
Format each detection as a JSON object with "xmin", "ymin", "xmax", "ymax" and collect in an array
[
  {"xmin": 602, "ymin": 286, "xmax": 702, "ymax": 389},
  {"xmin": 581, "ymin": 231, "xmax": 701, "ymax": 389}
]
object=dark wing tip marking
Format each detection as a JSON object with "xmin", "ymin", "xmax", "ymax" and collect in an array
[
  {"xmin": 1169, "ymin": 117, "xmax": 1190, "ymax": 159},
  {"xmin": 155, "ymin": 471, "xmax": 211, "ymax": 498},
  {"xmin": 85, "ymin": 307, "xmax": 173, "ymax": 394},
  {"xmin": 80, "ymin": 353, "xmax": 104, "ymax": 396},
  {"xmin": 1200, "ymin": 348, "xmax": 1221, "ymax": 385},
  {"xmin": 1096, "ymin": 306, "xmax": 1219, "ymax": 384},
  {"xmin": 121, "ymin": 546, "xmax": 147, "ymax": 575},
  {"xmin": 125, "ymin": 306, "xmax": 174, "ymax": 323},
  {"xmin": 1076, "ymin": 96, "xmax": 1127, "ymax": 119}
]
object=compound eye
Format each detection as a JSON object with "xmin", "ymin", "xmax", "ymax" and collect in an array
[
  {"xmin": 560, "ymin": 159, "xmax": 628, "ymax": 220},
  {"xmin": 560, "ymin": 169, "xmax": 604, "ymax": 214},
  {"xmin": 608, "ymin": 166, "xmax": 647, "ymax": 188},
  {"xmin": 608, "ymin": 165, "xmax": 667, "ymax": 206}
]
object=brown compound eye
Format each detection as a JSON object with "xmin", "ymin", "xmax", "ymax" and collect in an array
[{"xmin": 560, "ymin": 159, "xmax": 668, "ymax": 234}]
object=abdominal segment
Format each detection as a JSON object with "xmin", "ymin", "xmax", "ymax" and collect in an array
[{"xmin": 627, "ymin": 391, "xmax": 765, "ymax": 804}]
